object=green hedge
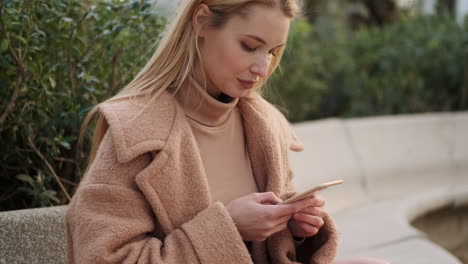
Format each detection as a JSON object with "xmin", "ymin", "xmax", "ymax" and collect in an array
[
  {"xmin": 266, "ymin": 15, "xmax": 468, "ymax": 121},
  {"xmin": 0, "ymin": 0, "xmax": 164, "ymax": 210}
]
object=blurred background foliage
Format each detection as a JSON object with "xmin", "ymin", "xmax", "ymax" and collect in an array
[
  {"xmin": 0, "ymin": 0, "xmax": 467, "ymax": 210},
  {"xmin": 0, "ymin": 0, "xmax": 165, "ymax": 210},
  {"xmin": 265, "ymin": 0, "xmax": 468, "ymax": 121},
  {"xmin": 267, "ymin": 14, "xmax": 468, "ymax": 121}
]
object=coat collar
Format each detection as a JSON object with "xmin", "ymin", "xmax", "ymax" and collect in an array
[
  {"xmin": 100, "ymin": 91, "xmax": 177, "ymax": 163},
  {"xmin": 100, "ymin": 90, "xmax": 304, "ymax": 192}
]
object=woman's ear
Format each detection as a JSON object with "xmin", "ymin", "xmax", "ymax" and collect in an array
[{"xmin": 192, "ymin": 3, "xmax": 212, "ymax": 37}]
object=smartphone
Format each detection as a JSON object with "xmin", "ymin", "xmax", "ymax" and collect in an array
[{"xmin": 280, "ymin": 180, "xmax": 344, "ymax": 204}]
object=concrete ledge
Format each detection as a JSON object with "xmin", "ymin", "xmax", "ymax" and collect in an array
[
  {"xmin": 334, "ymin": 187, "xmax": 468, "ymax": 259},
  {"xmin": 0, "ymin": 206, "xmax": 67, "ymax": 264},
  {"xmin": 344, "ymin": 112, "xmax": 458, "ymax": 199},
  {"xmin": 349, "ymin": 238, "xmax": 463, "ymax": 264},
  {"xmin": 454, "ymin": 112, "xmax": 468, "ymax": 171},
  {"xmin": 290, "ymin": 119, "xmax": 371, "ymax": 214},
  {"xmin": 291, "ymin": 111, "xmax": 468, "ymax": 263}
]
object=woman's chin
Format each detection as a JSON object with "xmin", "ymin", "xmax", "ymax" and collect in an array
[
  {"xmin": 231, "ymin": 90, "xmax": 250, "ymax": 99},
  {"xmin": 231, "ymin": 84, "xmax": 255, "ymax": 98},
  {"xmin": 221, "ymin": 87, "xmax": 246, "ymax": 99}
]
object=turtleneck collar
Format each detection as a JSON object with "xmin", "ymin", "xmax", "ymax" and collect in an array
[{"xmin": 174, "ymin": 77, "xmax": 239, "ymax": 127}]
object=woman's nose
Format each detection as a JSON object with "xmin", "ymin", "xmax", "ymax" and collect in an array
[{"xmin": 250, "ymin": 56, "xmax": 270, "ymax": 78}]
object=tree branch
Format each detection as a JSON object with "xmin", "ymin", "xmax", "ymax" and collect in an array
[
  {"xmin": 21, "ymin": 14, "xmax": 33, "ymax": 62},
  {"xmin": 27, "ymin": 135, "xmax": 72, "ymax": 202},
  {"xmin": 67, "ymin": 24, "xmax": 77, "ymax": 96},
  {"xmin": 106, "ymin": 48, "xmax": 123, "ymax": 98}
]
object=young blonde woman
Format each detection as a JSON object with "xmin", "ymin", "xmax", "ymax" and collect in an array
[{"xmin": 66, "ymin": 0, "xmax": 388, "ymax": 263}]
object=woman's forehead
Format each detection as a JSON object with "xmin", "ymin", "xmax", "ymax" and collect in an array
[{"xmin": 224, "ymin": 5, "xmax": 291, "ymax": 46}]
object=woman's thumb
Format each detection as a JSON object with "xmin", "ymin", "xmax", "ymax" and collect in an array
[{"xmin": 254, "ymin": 192, "xmax": 283, "ymax": 205}]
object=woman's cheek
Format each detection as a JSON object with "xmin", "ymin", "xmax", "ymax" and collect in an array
[{"xmin": 222, "ymin": 43, "xmax": 250, "ymax": 75}]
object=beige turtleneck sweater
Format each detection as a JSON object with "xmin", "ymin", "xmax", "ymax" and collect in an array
[{"xmin": 174, "ymin": 78, "xmax": 259, "ymax": 205}]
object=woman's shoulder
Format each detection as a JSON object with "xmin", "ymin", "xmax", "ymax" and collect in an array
[
  {"xmin": 241, "ymin": 93, "xmax": 291, "ymax": 123},
  {"xmin": 240, "ymin": 94, "xmax": 304, "ymax": 152},
  {"xmin": 99, "ymin": 91, "xmax": 178, "ymax": 163}
]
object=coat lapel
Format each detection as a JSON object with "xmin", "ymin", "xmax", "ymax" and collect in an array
[
  {"xmin": 238, "ymin": 95, "xmax": 289, "ymax": 195},
  {"xmin": 136, "ymin": 100, "xmax": 212, "ymax": 233}
]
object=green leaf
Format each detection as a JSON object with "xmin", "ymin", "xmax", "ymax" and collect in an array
[
  {"xmin": 42, "ymin": 190, "xmax": 60, "ymax": 203},
  {"xmin": 16, "ymin": 35, "xmax": 27, "ymax": 44},
  {"xmin": 36, "ymin": 29, "xmax": 46, "ymax": 37},
  {"xmin": 141, "ymin": 2, "xmax": 151, "ymax": 10},
  {"xmin": 0, "ymin": 40, "xmax": 8, "ymax": 52},
  {"xmin": 59, "ymin": 141, "xmax": 71, "ymax": 150},
  {"xmin": 49, "ymin": 76, "xmax": 56, "ymax": 88},
  {"xmin": 113, "ymin": 24, "xmax": 124, "ymax": 35},
  {"xmin": 62, "ymin": 17, "xmax": 73, "ymax": 23},
  {"xmin": 36, "ymin": 173, "xmax": 45, "ymax": 185},
  {"xmin": 17, "ymin": 187, "xmax": 34, "ymax": 195},
  {"xmin": 16, "ymin": 174, "xmax": 35, "ymax": 187}
]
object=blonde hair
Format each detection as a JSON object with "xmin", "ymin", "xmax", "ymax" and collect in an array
[{"xmin": 79, "ymin": 0, "xmax": 299, "ymax": 174}]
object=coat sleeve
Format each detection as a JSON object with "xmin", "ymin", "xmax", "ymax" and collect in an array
[{"xmin": 66, "ymin": 132, "xmax": 252, "ymax": 264}]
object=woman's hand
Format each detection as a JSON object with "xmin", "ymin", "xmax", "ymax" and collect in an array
[
  {"xmin": 225, "ymin": 192, "xmax": 311, "ymax": 242},
  {"xmin": 287, "ymin": 193, "xmax": 326, "ymax": 238}
]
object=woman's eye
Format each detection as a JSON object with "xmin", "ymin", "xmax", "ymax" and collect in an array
[
  {"xmin": 269, "ymin": 50, "xmax": 277, "ymax": 57},
  {"xmin": 241, "ymin": 42, "xmax": 257, "ymax": 52}
]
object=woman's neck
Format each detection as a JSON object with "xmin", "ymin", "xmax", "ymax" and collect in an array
[{"xmin": 192, "ymin": 62, "xmax": 223, "ymax": 101}]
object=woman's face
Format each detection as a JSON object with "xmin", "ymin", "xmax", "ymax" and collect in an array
[{"xmin": 193, "ymin": 4, "xmax": 291, "ymax": 99}]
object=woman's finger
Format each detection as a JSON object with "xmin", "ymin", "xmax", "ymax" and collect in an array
[
  {"xmin": 269, "ymin": 220, "xmax": 289, "ymax": 236},
  {"xmin": 253, "ymin": 192, "xmax": 283, "ymax": 205},
  {"xmin": 293, "ymin": 213, "xmax": 324, "ymax": 228},
  {"xmin": 313, "ymin": 193, "xmax": 326, "ymax": 208},
  {"xmin": 297, "ymin": 206, "xmax": 327, "ymax": 218},
  {"xmin": 273, "ymin": 214, "xmax": 292, "ymax": 226},
  {"xmin": 290, "ymin": 196, "xmax": 325, "ymax": 212},
  {"xmin": 295, "ymin": 221, "xmax": 319, "ymax": 236},
  {"xmin": 259, "ymin": 210, "xmax": 292, "ymax": 232}
]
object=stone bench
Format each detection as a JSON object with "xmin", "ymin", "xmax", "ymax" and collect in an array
[
  {"xmin": 0, "ymin": 205, "xmax": 67, "ymax": 264},
  {"xmin": 1, "ymin": 111, "xmax": 467, "ymax": 263}
]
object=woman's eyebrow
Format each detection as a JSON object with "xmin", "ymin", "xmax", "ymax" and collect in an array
[{"xmin": 244, "ymin": 34, "xmax": 285, "ymax": 48}]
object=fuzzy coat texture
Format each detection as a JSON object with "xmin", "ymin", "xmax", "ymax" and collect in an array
[{"xmin": 66, "ymin": 89, "xmax": 338, "ymax": 264}]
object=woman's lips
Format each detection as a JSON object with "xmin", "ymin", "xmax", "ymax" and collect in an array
[{"xmin": 238, "ymin": 79, "xmax": 257, "ymax": 89}]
